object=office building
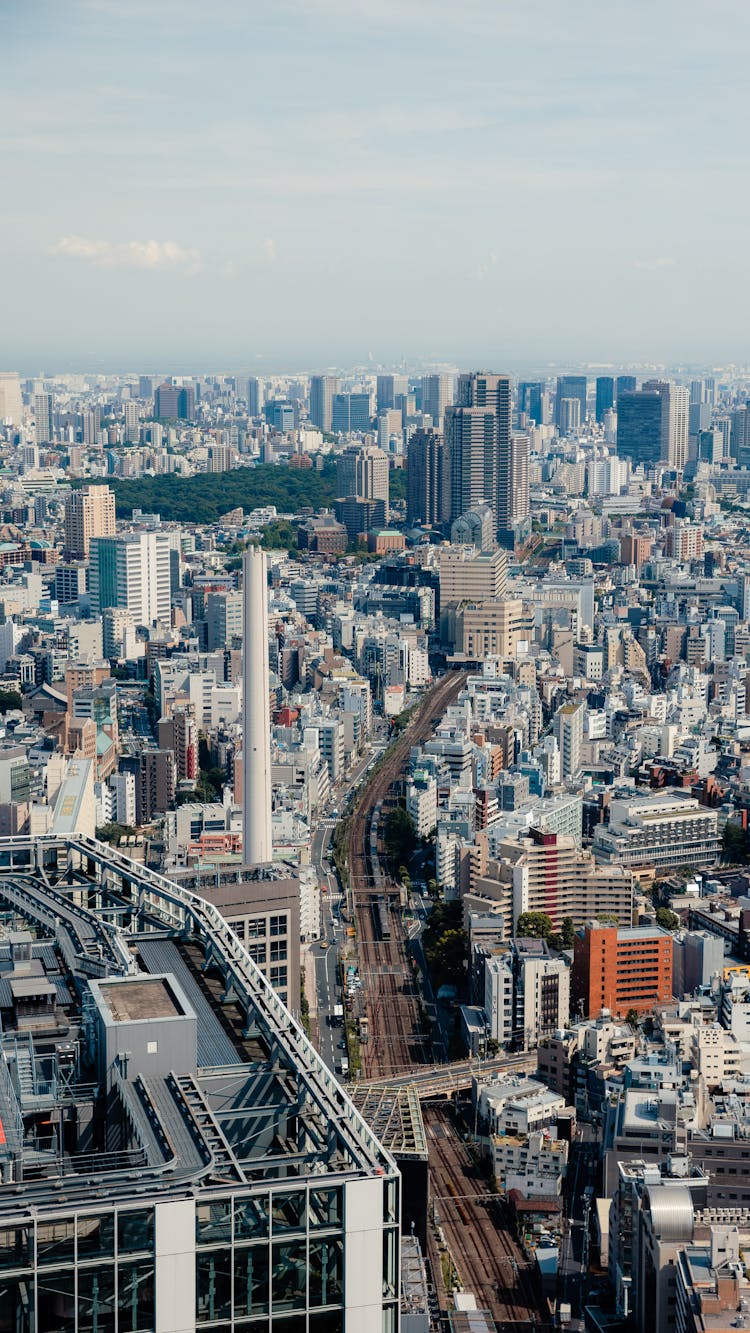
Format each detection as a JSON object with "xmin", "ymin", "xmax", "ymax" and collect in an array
[
  {"xmin": 331, "ymin": 392, "xmax": 371, "ymax": 434},
  {"xmin": 420, "ymin": 373, "xmax": 452, "ymax": 427},
  {"xmin": 246, "ymin": 376, "xmax": 262, "ymax": 416},
  {"xmin": 558, "ymin": 398, "xmax": 581, "ymax": 434},
  {"xmin": 90, "ymin": 531, "xmax": 172, "ymax": 626},
  {"xmin": 64, "ymin": 483, "xmax": 116, "ymax": 559},
  {"xmin": 33, "ymin": 391, "xmax": 54, "ymax": 443},
  {"xmin": 554, "ymin": 375, "xmax": 587, "ymax": 427},
  {"xmin": 592, "ymin": 792, "xmax": 721, "ymax": 873},
  {"xmin": 616, "ymin": 388, "xmax": 664, "ymax": 467},
  {"xmin": 517, "ymin": 380, "xmax": 543, "ymax": 425},
  {"xmin": 0, "ymin": 834, "xmax": 398, "ymax": 1332},
  {"xmin": 438, "ymin": 547, "xmax": 507, "ymax": 605},
  {"xmin": 572, "ymin": 921, "xmax": 673, "ymax": 1019},
  {"xmin": 376, "ymin": 374, "xmax": 408, "ymax": 412},
  {"xmin": 242, "ymin": 545, "xmax": 272, "ymax": 867},
  {"xmin": 595, "ymin": 376, "xmax": 615, "ymax": 422},
  {"xmin": 55, "ymin": 562, "xmax": 88, "ymax": 605},
  {"xmin": 454, "ymin": 370, "xmax": 521, "ymax": 544},
  {"xmin": 138, "ymin": 375, "xmax": 153, "ymax": 399},
  {"xmin": 0, "ymin": 372, "xmax": 22, "ymax": 425},
  {"xmin": 406, "ymin": 428, "xmax": 448, "ymax": 527},
  {"xmin": 308, "ymin": 374, "xmax": 340, "ymax": 431},
  {"xmin": 336, "ymin": 444, "xmax": 389, "ymax": 506},
  {"xmin": 616, "ymin": 374, "xmax": 637, "ymax": 399},
  {"xmin": 153, "ymin": 381, "xmax": 195, "ymax": 422}
]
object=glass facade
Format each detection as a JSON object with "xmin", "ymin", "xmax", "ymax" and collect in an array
[{"xmin": 0, "ymin": 1208, "xmax": 154, "ymax": 1333}]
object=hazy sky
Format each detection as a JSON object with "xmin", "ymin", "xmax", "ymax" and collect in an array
[{"xmin": 2, "ymin": 0, "xmax": 749, "ymax": 371}]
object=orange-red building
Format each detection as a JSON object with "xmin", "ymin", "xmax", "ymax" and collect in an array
[{"xmin": 572, "ymin": 921, "xmax": 673, "ymax": 1019}]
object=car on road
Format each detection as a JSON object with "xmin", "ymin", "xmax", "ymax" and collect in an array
[{"xmin": 338, "ymin": 1039, "xmax": 347, "ymax": 1050}]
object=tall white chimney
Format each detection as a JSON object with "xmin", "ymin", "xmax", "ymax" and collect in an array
[{"xmin": 242, "ymin": 545, "xmax": 272, "ymax": 865}]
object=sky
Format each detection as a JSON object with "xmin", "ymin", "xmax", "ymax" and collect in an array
[{"xmin": 2, "ymin": 0, "xmax": 749, "ymax": 372}]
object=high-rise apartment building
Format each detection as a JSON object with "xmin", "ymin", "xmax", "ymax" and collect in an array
[
  {"xmin": 336, "ymin": 444, "xmax": 389, "ymax": 506},
  {"xmin": 64, "ymin": 483, "xmax": 116, "ymax": 559},
  {"xmin": 453, "ymin": 370, "xmax": 526, "ymax": 545},
  {"xmin": 33, "ymin": 391, "xmax": 54, "ymax": 443},
  {"xmin": 642, "ymin": 379, "xmax": 689, "ymax": 469},
  {"xmin": 138, "ymin": 374, "xmax": 153, "ymax": 398},
  {"xmin": 123, "ymin": 401, "xmax": 140, "ymax": 443},
  {"xmin": 554, "ymin": 700, "xmax": 585, "ymax": 779},
  {"xmin": 572, "ymin": 921, "xmax": 673, "ymax": 1019},
  {"xmin": 446, "ymin": 406, "xmax": 497, "ymax": 523},
  {"xmin": 376, "ymin": 374, "xmax": 408, "ymax": 412},
  {"xmin": 90, "ymin": 531, "xmax": 172, "ymax": 626},
  {"xmin": 406, "ymin": 428, "xmax": 448, "ymax": 527},
  {"xmin": 0, "ymin": 373, "xmax": 22, "ymax": 425},
  {"xmin": 308, "ymin": 374, "xmax": 340, "ymax": 431},
  {"xmin": 616, "ymin": 388, "xmax": 664, "ymax": 467},
  {"xmin": 554, "ymin": 375, "xmax": 587, "ymax": 427},
  {"xmin": 497, "ymin": 432, "xmax": 530, "ymax": 545},
  {"xmin": 595, "ymin": 376, "xmax": 615, "ymax": 422},
  {"xmin": 420, "ymin": 373, "xmax": 453, "ymax": 427}
]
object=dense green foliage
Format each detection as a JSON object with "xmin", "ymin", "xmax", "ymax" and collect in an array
[
  {"xmin": 516, "ymin": 911, "xmax": 555, "ymax": 940},
  {"xmin": 389, "ymin": 468, "xmax": 407, "ymax": 504},
  {"xmin": 384, "ymin": 805, "xmax": 417, "ymax": 865},
  {"xmin": 655, "ymin": 906, "xmax": 680, "ymax": 931},
  {"xmin": 422, "ymin": 900, "xmax": 467, "ymax": 991},
  {"xmin": 96, "ymin": 823, "xmax": 136, "ymax": 844},
  {"xmin": 80, "ymin": 460, "xmax": 338, "ymax": 524},
  {"xmin": 0, "ymin": 689, "xmax": 23, "ymax": 713}
]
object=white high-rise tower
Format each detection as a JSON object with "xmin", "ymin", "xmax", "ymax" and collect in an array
[{"xmin": 242, "ymin": 545, "xmax": 272, "ymax": 865}]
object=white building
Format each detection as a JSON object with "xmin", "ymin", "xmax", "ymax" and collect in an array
[{"xmin": 90, "ymin": 531, "xmax": 172, "ymax": 626}]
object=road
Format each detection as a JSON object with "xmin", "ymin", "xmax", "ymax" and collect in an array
[{"xmin": 558, "ymin": 1122, "xmax": 600, "ymax": 1314}]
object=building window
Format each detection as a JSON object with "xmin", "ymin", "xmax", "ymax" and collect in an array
[
  {"xmin": 270, "ymin": 966, "xmax": 288, "ymax": 990},
  {"xmin": 235, "ymin": 1196, "xmax": 269, "ymax": 1242},
  {"xmin": 196, "ymin": 1249, "xmax": 232, "ymax": 1324},
  {"xmin": 270, "ymin": 940, "xmax": 288, "ymax": 963},
  {"xmin": 233, "ymin": 1242, "xmax": 269, "ymax": 1318},
  {"xmin": 309, "ymin": 1238, "xmax": 343, "ymax": 1308},
  {"xmin": 78, "ymin": 1266, "xmax": 115, "ymax": 1333},
  {"xmin": 77, "ymin": 1215, "xmax": 115, "ymax": 1262},
  {"xmin": 272, "ymin": 1192, "xmax": 306, "ymax": 1236},
  {"xmin": 36, "ymin": 1220, "xmax": 75, "ymax": 1268},
  {"xmin": 117, "ymin": 1260, "xmax": 154, "ymax": 1333},
  {"xmin": 196, "ymin": 1200, "xmax": 232, "ymax": 1246},
  {"xmin": 37, "ymin": 1269, "xmax": 75, "ymax": 1333},
  {"xmin": 0, "ymin": 1226, "xmax": 32, "ymax": 1272},
  {"xmin": 309, "ymin": 1188, "xmax": 342, "ymax": 1230},
  {"xmin": 270, "ymin": 915, "xmax": 287, "ymax": 938},
  {"xmin": 117, "ymin": 1211, "xmax": 154, "ymax": 1256},
  {"xmin": 271, "ymin": 1241, "xmax": 307, "ymax": 1312}
]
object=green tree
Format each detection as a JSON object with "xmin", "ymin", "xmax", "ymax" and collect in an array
[
  {"xmin": 561, "ymin": 916, "xmax": 576, "ymax": 949},
  {"xmin": 723, "ymin": 821, "xmax": 749, "ymax": 864},
  {"xmin": 425, "ymin": 927, "xmax": 468, "ymax": 990},
  {"xmin": 0, "ymin": 689, "xmax": 23, "ymax": 712},
  {"xmin": 625, "ymin": 1008, "xmax": 640, "ymax": 1031},
  {"xmin": 516, "ymin": 911, "xmax": 554, "ymax": 940},
  {"xmin": 655, "ymin": 907, "xmax": 680, "ymax": 932},
  {"xmin": 384, "ymin": 806, "xmax": 416, "ymax": 866},
  {"xmin": 96, "ymin": 822, "xmax": 136, "ymax": 844}
]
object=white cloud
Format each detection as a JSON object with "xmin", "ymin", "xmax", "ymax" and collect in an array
[
  {"xmin": 633, "ymin": 256, "xmax": 675, "ymax": 271},
  {"xmin": 263, "ymin": 237, "xmax": 277, "ymax": 264},
  {"xmin": 50, "ymin": 235, "xmax": 201, "ymax": 272}
]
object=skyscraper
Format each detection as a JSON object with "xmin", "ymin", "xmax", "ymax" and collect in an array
[
  {"xmin": 616, "ymin": 389, "xmax": 664, "ymax": 467},
  {"xmin": 33, "ymin": 390, "xmax": 54, "ymax": 443},
  {"xmin": 331, "ymin": 392, "xmax": 371, "ymax": 434},
  {"xmin": 308, "ymin": 374, "xmax": 340, "ymax": 431},
  {"xmin": 90, "ymin": 531, "xmax": 172, "ymax": 625},
  {"xmin": 615, "ymin": 375, "xmax": 637, "ymax": 400},
  {"xmin": 246, "ymin": 376, "xmax": 263, "ymax": 416},
  {"xmin": 445, "ymin": 406, "xmax": 497, "ymax": 524},
  {"xmin": 376, "ymin": 373, "xmax": 408, "ymax": 412},
  {"xmin": 0, "ymin": 372, "xmax": 22, "ymax": 425},
  {"xmin": 558, "ymin": 398, "xmax": 581, "ymax": 434},
  {"xmin": 407, "ymin": 428, "xmax": 448, "ymax": 527},
  {"xmin": 420, "ymin": 373, "xmax": 453, "ymax": 427},
  {"xmin": 242, "ymin": 545, "xmax": 273, "ymax": 866},
  {"xmin": 64, "ymin": 482, "xmax": 116, "ymax": 558},
  {"xmin": 642, "ymin": 379, "xmax": 690, "ymax": 469},
  {"xmin": 517, "ymin": 380, "xmax": 543, "ymax": 425},
  {"xmin": 452, "ymin": 371, "xmax": 522, "ymax": 542},
  {"xmin": 336, "ymin": 444, "xmax": 389, "ymax": 506},
  {"xmin": 595, "ymin": 376, "xmax": 615, "ymax": 422},
  {"xmin": 555, "ymin": 375, "xmax": 587, "ymax": 427},
  {"xmin": 153, "ymin": 382, "xmax": 195, "ymax": 421},
  {"xmin": 498, "ymin": 432, "xmax": 530, "ymax": 545}
]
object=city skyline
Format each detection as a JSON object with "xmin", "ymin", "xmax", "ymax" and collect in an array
[{"xmin": 3, "ymin": 0, "xmax": 750, "ymax": 367}]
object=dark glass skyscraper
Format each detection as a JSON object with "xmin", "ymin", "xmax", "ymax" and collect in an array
[
  {"xmin": 616, "ymin": 389, "xmax": 663, "ymax": 466},
  {"xmin": 518, "ymin": 380, "xmax": 543, "ymax": 425},
  {"xmin": 615, "ymin": 375, "xmax": 637, "ymax": 400},
  {"xmin": 407, "ymin": 428, "xmax": 448, "ymax": 527},
  {"xmin": 595, "ymin": 376, "xmax": 615, "ymax": 422}
]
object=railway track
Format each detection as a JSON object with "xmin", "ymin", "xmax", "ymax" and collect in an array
[
  {"xmin": 425, "ymin": 1103, "xmax": 547, "ymax": 1328},
  {"xmin": 345, "ymin": 670, "xmax": 469, "ymax": 1079}
]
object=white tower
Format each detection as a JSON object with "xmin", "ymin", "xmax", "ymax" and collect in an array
[{"xmin": 242, "ymin": 545, "xmax": 272, "ymax": 865}]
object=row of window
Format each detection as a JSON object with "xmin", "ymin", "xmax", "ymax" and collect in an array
[
  {"xmin": 0, "ymin": 1210, "xmax": 153, "ymax": 1272},
  {"xmin": 196, "ymin": 1190, "xmax": 342, "ymax": 1245},
  {"xmin": 0, "ymin": 1260, "xmax": 153, "ymax": 1333}
]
